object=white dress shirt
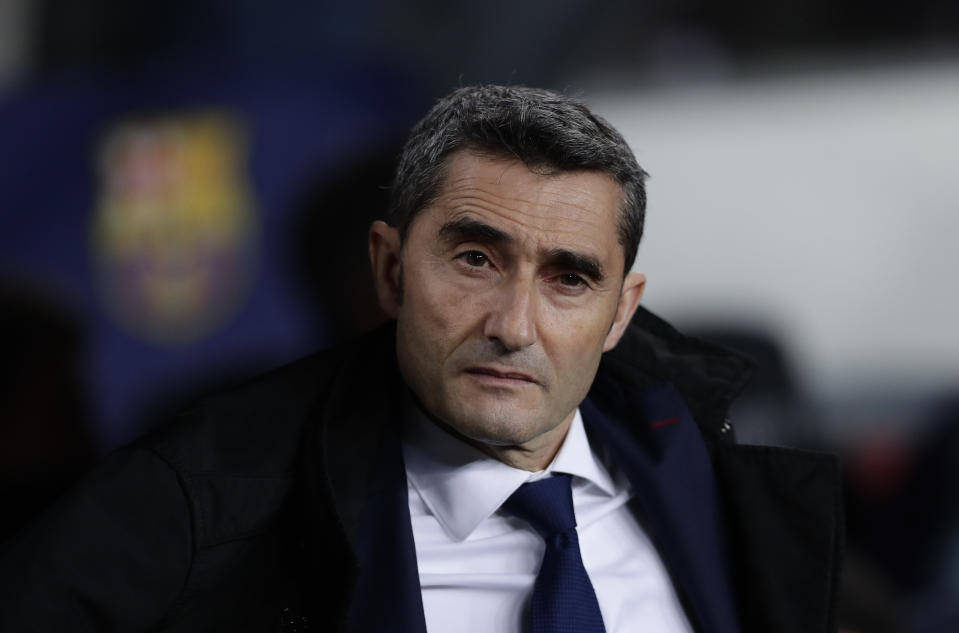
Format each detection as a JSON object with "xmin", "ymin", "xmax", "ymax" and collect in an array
[{"xmin": 402, "ymin": 403, "xmax": 695, "ymax": 633}]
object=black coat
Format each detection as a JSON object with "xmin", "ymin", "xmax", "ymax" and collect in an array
[{"xmin": 0, "ymin": 309, "xmax": 843, "ymax": 632}]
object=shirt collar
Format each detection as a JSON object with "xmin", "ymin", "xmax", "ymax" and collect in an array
[{"xmin": 402, "ymin": 398, "xmax": 617, "ymax": 541}]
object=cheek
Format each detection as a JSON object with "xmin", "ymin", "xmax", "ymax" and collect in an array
[
  {"xmin": 545, "ymin": 296, "xmax": 612, "ymax": 338},
  {"xmin": 431, "ymin": 258, "xmax": 489, "ymax": 308},
  {"xmin": 541, "ymin": 307, "xmax": 612, "ymax": 369},
  {"xmin": 403, "ymin": 264, "xmax": 479, "ymax": 345}
]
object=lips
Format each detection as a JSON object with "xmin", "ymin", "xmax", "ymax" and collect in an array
[{"xmin": 466, "ymin": 366, "xmax": 538, "ymax": 384}]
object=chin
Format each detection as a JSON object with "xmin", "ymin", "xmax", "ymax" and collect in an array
[{"xmin": 444, "ymin": 406, "xmax": 546, "ymax": 448}]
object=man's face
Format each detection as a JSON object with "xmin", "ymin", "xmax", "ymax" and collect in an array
[{"xmin": 370, "ymin": 150, "xmax": 645, "ymax": 467}]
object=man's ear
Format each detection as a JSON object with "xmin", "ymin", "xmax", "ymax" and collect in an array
[
  {"xmin": 369, "ymin": 220, "xmax": 403, "ymax": 317},
  {"xmin": 602, "ymin": 271, "xmax": 646, "ymax": 352}
]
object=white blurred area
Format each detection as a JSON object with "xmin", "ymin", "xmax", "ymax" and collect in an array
[
  {"xmin": 0, "ymin": 0, "xmax": 31, "ymax": 87},
  {"xmin": 593, "ymin": 58, "xmax": 959, "ymax": 407}
]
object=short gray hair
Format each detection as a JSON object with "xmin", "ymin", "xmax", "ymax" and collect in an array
[{"xmin": 388, "ymin": 85, "xmax": 649, "ymax": 273}]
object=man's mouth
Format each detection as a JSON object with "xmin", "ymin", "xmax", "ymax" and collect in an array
[{"xmin": 465, "ymin": 366, "xmax": 538, "ymax": 385}]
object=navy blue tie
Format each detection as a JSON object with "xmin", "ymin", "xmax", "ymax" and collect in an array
[{"xmin": 503, "ymin": 473, "xmax": 606, "ymax": 633}]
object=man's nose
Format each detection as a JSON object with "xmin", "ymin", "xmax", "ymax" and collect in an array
[{"xmin": 483, "ymin": 276, "xmax": 538, "ymax": 351}]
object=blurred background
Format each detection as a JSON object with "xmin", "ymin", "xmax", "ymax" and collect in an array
[{"xmin": 0, "ymin": 1, "xmax": 957, "ymax": 631}]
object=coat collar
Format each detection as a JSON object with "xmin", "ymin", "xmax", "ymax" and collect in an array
[{"xmin": 596, "ymin": 307, "xmax": 755, "ymax": 438}]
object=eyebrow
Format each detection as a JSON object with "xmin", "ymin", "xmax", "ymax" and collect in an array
[
  {"xmin": 543, "ymin": 248, "xmax": 605, "ymax": 283},
  {"xmin": 438, "ymin": 218, "xmax": 512, "ymax": 246},
  {"xmin": 438, "ymin": 217, "xmax": 606, "ymax": 283}
]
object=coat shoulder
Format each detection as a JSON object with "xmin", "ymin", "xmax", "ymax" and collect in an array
[{"xmin": 141, "ymin": 347, "xmax": 346, "ymax": 476}]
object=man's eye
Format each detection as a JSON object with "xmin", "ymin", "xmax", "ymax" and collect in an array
[
  {"xmin": 558, "ymin": 273, "xmax": 587, "ymax": 288},
  {"xmin": 459, "ymin": 251, "xmax": 489, "ymax": 267}
]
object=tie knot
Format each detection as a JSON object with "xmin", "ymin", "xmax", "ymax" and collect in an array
[{"xmin": 502, "ymin": 473, "xmax": 577, "ymax": 538}]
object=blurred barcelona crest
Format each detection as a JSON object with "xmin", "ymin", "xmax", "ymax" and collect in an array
[{"xmin": 91, "ymin": 111, "xmax": 257, "ymax": 345}]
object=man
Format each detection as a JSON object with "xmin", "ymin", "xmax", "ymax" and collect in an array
[{"xmin": 0, "ymin": 85, "xmax": 843, "ymax": 632}]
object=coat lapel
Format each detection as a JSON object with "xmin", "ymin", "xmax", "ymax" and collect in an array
[
  {"xmin": 582, "ymin": 385, "xmax": 743, "ymax": 633},
  {"xmin": 299, "ymin": 324, "xmax": 427, "ymax": 633},
  {"xmin": 343, "ymin": 421, "xmax": 427, "ymax": 633}
]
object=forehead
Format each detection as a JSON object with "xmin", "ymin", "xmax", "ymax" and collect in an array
[{"xmin": 422, "ymin": 150, "xmax": 624, "ymax": 254}]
